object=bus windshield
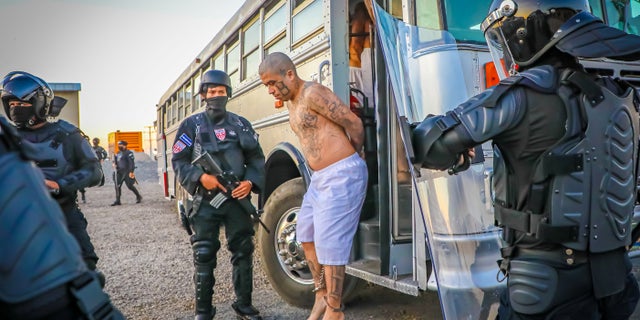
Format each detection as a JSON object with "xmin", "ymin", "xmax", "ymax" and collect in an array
[{"xmin": 416, "ymin": 0, "xmax": 492, "ymax": 43}]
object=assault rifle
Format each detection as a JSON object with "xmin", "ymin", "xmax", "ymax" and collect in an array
[
  {"xmin": 192, "ymin": 152, "xmax": 270, "ymax": 233},
  {"xmin": 113, "ymin": 154, "xmax": 121, "ymax": 200}
]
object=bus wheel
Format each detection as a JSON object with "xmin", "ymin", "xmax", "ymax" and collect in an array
[{"xmin": 259, "ymin": 177, "xmax": 362, "ymax": 309}]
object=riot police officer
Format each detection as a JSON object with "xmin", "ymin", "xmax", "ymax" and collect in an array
[
  {"xmin": 111, "ymin": 140, "xmax": 142, "ymax": 205},
  {"xmin": 1, "ymin": 71, "xmax": 104, "ymax": 279},
  {"xmin": 172, "ymin": 70, "xmax": 265, "ymax": 320},
  {"xmin": 0, "ymin": 115, "xmax": 123, "ymax": 320},
  {"xmin": 79, "ymin": 137, "xmax": 108, "ymax": 202},
  {"xmin": 411, "ymin": 0, "xmax": 640, "ymax": 318}
]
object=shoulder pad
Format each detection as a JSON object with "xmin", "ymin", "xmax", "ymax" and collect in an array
[
  {"xmin": 54, "ymin": 119, "xmax": 80, "ymax": 134},
  {"xmin": 226, "ymin": 112, "xmax": 246, "ymax": 127},
  {"xmin": 517, "ymin": 65, "xmax": 558, "ymax": 94}
]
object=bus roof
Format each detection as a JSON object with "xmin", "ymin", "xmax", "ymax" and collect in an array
[{"xmin": 158, "ymin": 0, "xmax": 262, "ymax": 106}]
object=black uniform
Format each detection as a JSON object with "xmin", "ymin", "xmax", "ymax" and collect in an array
[
  {"xmin": 172, "ymin": 111, "xmax": 265, "ymax": 318},
  {"xmin": 113, "ymin": 147, "xmax": 141, "ymax": 204},
  {"xmin": 409, "ymin": 1, "xmax": 640, "ymax": 317},
  {"xmin": 17, "ymin": 119, "xmax": 103, "ymax": 271},
  {"xmin": 94, "ymin": 145, "xmax": 107, "ymax": 160},
  {"xmin": 79, "ymin": 144, "xmax": 108, "ymax": 201},
  {"xmin": 0, "ymin": 116, "xmax": 122, "ymax": 320}
]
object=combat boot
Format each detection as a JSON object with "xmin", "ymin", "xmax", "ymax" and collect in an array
[
  {"xmin": 231, "ymin": 302, "xmax": 262, "ymax": 320},
  {"xmin": 194, "ymin": 307, "xmax": 215, "ymax": 320}
]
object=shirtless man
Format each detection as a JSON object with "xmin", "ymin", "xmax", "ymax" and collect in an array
[{"xmin": 259, "ymin": 52, "xmax": 368, "ymax": 320}]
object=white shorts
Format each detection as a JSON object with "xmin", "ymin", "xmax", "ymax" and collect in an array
[{"xmin": 297, "ymin": 153, "xmax": 368, "ymax": 265}]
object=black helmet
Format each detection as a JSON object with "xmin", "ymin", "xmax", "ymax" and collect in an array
[
  {"xmin": 200, "ymin": 70, "xmax": 232, "ymax": 97},
  {"xmin": 481, "ymin": 0, "xmax": 590, "ymax": 78},
  {"xmin": 118, "ymin": 140, "xmax": 128, "ymax": 146},
  {"xmin": 1, "ymin": 71, "xmax": 54, "ymax": 124}
]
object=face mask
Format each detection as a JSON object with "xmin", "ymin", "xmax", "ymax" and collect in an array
[
  {"xmin": 204, "ymin": 96, "xmax": 228, "ymax": 122},
  {"xmin": 9, "ymin": 105, "xmax": 35, "ymax": 127},
  {"xmin": 118, "ymin": 146, "xmax": 125, "ymax": 151}
]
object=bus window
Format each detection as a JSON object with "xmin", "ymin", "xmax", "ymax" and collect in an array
[
  {"xmin": 442, "ymin": 0, "xmax": 491, "ymax": 42},
  {"xmin": 589, "ymin": 0, "xmax": 604, "ymax": 20},
  {"xmin": 264, "ymin": 2, "xmax": 286, "ymax": 44},
  {"xmin": 213, "ymin": 51, "xmax": 223, "ymax": 70},
  {"xmin": 292, "ymin": 0, "xmax": 323, "ymax": 44},
  {"xmin": 242, "ymin": 18, "xmax": 260, "ymax": 81},
  {"xmin": 170, "ymin": 96, "xmax": 177, "ymax": 127},
  {"xmin": 177, "ymin": 87, "xmax": 184, "ymax": 121},
  {"xmin": 227, "ymin": 41, "xmax": 240, "ymax": 88},
  {"xmin": 415, "ymin": 0, "xmax": 440, "ymax": 30},
  {"xmin": 185, "ymin": 83, "xmax": 192, "ymax": 114},
  {"xmin": 192, "ymin": 73, "xmax": 201, "ymax": 112},
  {"xmin": 628, "ymin": 0, "xmax": 640, "ymax": 35},
  {"xmin": 266, "ymin": 35, "xmax": 287, "ymax": 55},
  {"xmin": 604, "ymin": 0, "xmax": 640, "ymax": 34}
]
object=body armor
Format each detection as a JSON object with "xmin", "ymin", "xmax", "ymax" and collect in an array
[{"xmin": 492, "ymin": 67, "xmax": 640, "ymax": 252}]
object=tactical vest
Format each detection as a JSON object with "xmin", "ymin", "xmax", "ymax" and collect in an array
[
  {"xmin": 20, "ymin": 120, "xmax": 78, "ymax": 181},
  {"xmin": 493, "ymin": 68, "xmax": 640, "ymax": 253},
  {"xmin": 191, "ymin": 112, "xmax": 259, "ymax": 178}
]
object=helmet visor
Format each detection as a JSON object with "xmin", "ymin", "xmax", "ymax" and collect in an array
[
  {"xmin": 2, "ymin": 73, "xmax": 43, "ymax": 101},
  {"xmin": 485, "ymin": 27, "xmax": 514, "ymax": 79}
]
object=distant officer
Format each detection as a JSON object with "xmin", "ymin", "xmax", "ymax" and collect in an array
[
  {"xmin": 172, "ymin": 69, "xmax": 265, "ymax": 320},
  {"xmin": 1, "ymin": 71, "xmax": 104, "ymax": 280},
  {"xmin": 93, "ymin": 137, "xmax": 108, "ymax": 185},
  {"xmin": 111, "ymin": 140, "xmax": 142, "ymax": 205},
  {"xmin": 78, "ymin": 137, "xmax": 109, "ymax": 202},
  {"xmin": 0, "ymin": 115, "xmax": 124, "ymax": 320}
]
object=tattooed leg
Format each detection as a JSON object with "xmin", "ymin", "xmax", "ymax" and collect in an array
[
  {"xmin": 322, "ymin": 265, "xmax": 345, "ymax": 320},
  {"xmin": 302, "ymin": 242, "xmax": 326, "ymax": 320}
]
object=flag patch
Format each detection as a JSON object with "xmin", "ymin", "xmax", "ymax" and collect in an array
[
  {"xmin": 179, "ymin": 133, "xmax": 193, "ymax": 146},
  {"xmin": 214, "ymin": 128, "xmax": 226, "ymax": 141},
  {"xmin": 172, "ymin": 140, "xmax": 187, "ymax": 153}
]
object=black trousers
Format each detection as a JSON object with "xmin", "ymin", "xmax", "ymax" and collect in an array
[
  {"xmin": 189, "ymin": 199, "xmax": 255, "ymax": 315},
  {"xmin": 62, "ymin": 204, "xmax": 99, "ymax": 269},
  {"xmin": 114, "ymin": 171, "xmax": 141, "ymax": 202}
]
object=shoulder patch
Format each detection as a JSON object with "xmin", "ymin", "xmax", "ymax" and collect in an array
[
  {"xmin": 173, "ymin": 140, "xmax": 187, "ymax": 153},
  {"xmin": 179, "ymin": 133, "xmax": 193, "ymax": 147}
]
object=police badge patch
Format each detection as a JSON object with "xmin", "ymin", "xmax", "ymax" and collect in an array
[{"xmin": 214, "ymin": 128, "xmax": 226, "ymax": 141}]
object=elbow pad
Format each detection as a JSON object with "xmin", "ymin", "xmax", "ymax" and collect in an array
[{"xmin": 411, "ymin": 112, "xmax": 473, "ymax": 170}]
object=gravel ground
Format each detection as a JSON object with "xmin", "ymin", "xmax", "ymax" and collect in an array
[
  {"xmin": 76, "ymin": 155, "xmax": 453, "ymax": 319},
  {"xmin": 78, "ymin": 155, "xmax": 640, "ymax": 319}
]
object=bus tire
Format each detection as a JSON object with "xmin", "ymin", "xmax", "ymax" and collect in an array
[{"xmin": 258, "ymin": 177, "xmax": 362, "ymax": 309}]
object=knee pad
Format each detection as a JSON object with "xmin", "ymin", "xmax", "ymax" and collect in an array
[
  {"xmin": 508, "ymin": 259, "xmax": 590, "ymax": 315},
  {"xmin": 192, "ymin": 240, "xmax": 219, "ymax": 266}
]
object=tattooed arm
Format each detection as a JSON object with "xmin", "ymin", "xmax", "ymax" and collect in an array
[{"xmin": 307, "ymin": 83, "xmax": 364, "ymax": 152}]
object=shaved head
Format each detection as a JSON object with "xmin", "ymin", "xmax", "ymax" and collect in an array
[{"xmin": 259, "ymin": 52, "xmax": 297, "ymax": 76}]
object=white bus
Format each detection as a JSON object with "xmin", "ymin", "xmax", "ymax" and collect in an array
[{"xmin": 156, "ymin": 0, "xmax": 640, "ymax": 317}]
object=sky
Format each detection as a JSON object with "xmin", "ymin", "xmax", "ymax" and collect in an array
[{"xmin": 0, "ymin": 0, "xmax": 244, "ymax": 145}]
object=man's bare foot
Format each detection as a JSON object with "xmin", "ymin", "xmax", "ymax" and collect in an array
[
  {"xmin": 321, "ymin": 303, "xmax": 344, "ymax": 320},
  {"xmin": 307, "ymin": 292, "xmax": 326, "ymax": 320}
]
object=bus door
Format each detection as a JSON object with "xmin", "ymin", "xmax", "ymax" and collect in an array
[{"xmin": 372, "ymin": 2, "xmax": 504, "ymax": 319}]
